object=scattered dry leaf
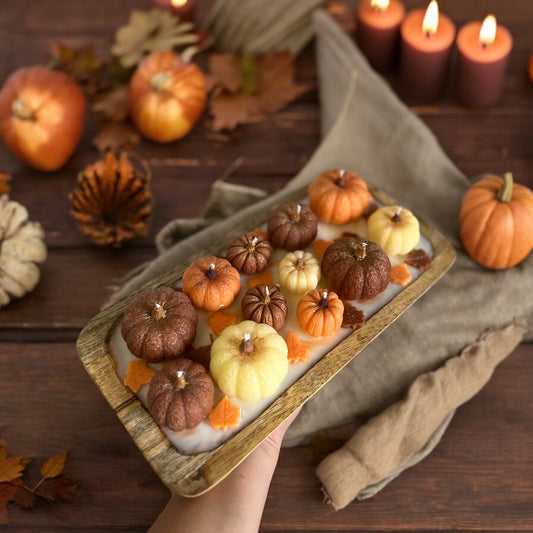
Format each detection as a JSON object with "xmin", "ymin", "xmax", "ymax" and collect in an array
[
  {"xmin": 124, "ymin": 359, "xmax": 156, "ymax": 393},
  {"xmin": 208, "ymin": 311, "xmax": 238, "ymax": 337},
  {"xmin": 34, "ymin": 473, "xmax": 77, "ymax": 503},
  {"xmin": 40, "ymin": 450, "xmax": 67, "ymax": 479},
  {"xmin": 0, "ymin": 173, "xmax": 12, "ymax": 196},
  {"xmin": 0, "ymin": 448, "xmax": 28, "ymax": 483},
  {"xmin": 390, "ymin": 263, "xmax": 412, "ymax": 286},
  {"xmin": 311, "ymin": 239, "xmax": 332, "ymax": 260},
  {"xmin": 1, "ymin": 481, "xmax": 19, "ymax": 523},
  {"xmin": 405, "ymin": 248, "xmax": 432, "ymax": 271},
  {"xmin": 92, "ymin": 85, "xmax": 130, "ymax": 122},
  {"xmin": 286, "ymin": 331, "xmax": 310, "ymax": 364},
  {"xmin": 209, "ymin": 396, "xmax": 241, "ymax": 430},
  {"xmin": 48, "ymin": 43, "xmax": 104, "ymax": 83},
  {"xmin": 248, "ymin": 267, "xmax": 273, "ymax": 288},
  {"xmin": 92, "ymin": 121, "xmax": 141, "ymax": 153},
  {"xmin": 342, "ymin": 301, "xmax": 365, "ymax": 330}
]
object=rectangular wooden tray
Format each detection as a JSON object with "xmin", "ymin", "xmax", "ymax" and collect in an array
[{"xmin": 76, "ymin": 184, "xmax": 456, "ymax": 497}]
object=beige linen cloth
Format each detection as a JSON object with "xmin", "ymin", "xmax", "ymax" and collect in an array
[{"xmin": 107, "ymin": 11, "xmax": 532, "ymax": 509}]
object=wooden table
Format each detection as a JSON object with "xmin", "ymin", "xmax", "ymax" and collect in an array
[{"xmin": 1, "ymin": 0, "xmax": 532, "ymax": 531}]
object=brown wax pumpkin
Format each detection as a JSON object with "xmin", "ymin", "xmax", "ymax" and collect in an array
[
  {"xmin": 121, "ymin": 286, "xmax": 197, "ymax": 363},
  {"xmin": 147, "ymin": 358, "xmax": 215, "ymax": 432},
  {"xmin": 267, "ymin": 203, "xmax": 318, "ymax": 250},
  {"xmin": 226, "ymin": 232, "xmax": 273, "ymax": 275},
  {"xmin": 307, "ymin": 169, "xmax": 371, "ymax": 224},
  {"xmin": 321, "ymin": 236, "xmax": 391, "ymax": 300},
  {"xmin": 459, "ymin": 172, "xmax": 533, "ymax": 269},
  {"xmin": 296, "ymin": 289, "xmax": 344, "ymax": 337},
  {"xmin": 182, "ymin": 256, "xmax": 241, "ymax": 311},
  {"xmin": 241, "ymin": 284, "xmax": 288, "ymax": 331}
]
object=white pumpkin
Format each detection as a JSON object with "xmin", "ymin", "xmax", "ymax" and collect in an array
[{"xmin": 278, "ymin": 250, "xmax": 321, "ymax": 294}]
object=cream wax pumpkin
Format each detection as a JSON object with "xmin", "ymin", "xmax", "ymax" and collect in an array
[{"xmin": 210, "ymin": 321, "xmax": 288, "ymax": 402}]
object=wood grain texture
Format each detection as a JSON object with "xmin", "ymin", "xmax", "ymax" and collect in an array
[{"xmin": 0, "ymin": 0, "xmax": 532, "ymax": 530}]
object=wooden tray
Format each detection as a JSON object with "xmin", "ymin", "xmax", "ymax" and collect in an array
[{"xmin": 76, "ymin": 184, "xmax": 456, "ymax": 497}]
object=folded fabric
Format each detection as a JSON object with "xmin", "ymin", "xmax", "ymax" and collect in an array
[{"xmin": 105, "ymin": 8, "xmax": 533, "ymax": 508}]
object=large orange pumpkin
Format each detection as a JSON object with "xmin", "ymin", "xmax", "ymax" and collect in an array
[
  {"xmin": 129, "ymin": 51, "xmax": 206, "ymax": 143},
  {"xmin": 307, "ymin": 169, "xmax": 371, "ymax": 224},
  {"xmin": 459, "ymin": 172, "xmax": 533, "ymax": 270},
  {"xmin": 0, "ymin": 66, "xmax": 86, "ymax": 171}
]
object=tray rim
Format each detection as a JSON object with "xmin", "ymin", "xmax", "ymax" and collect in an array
[{"xmin": 76, "ymin": 184, "xmax": 456, "ymax": 497}]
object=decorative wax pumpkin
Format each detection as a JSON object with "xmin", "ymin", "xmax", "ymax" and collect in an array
[
  {"xmin": 307, "ymin": 169, "xmax": 371, "ymax": 224},
  {"xmin": 321, "ymin": 236, "xmax": 391, "ymax": 300},
  {"xmin": 147, "ymin": 358, "xmax": 215, "ymax": 432},
  {"xmin": 241, "ymin": 284, "xmax": 288, "ymax": 330},
  {"xmin": 121, "ymin": 286, "xmax": 198, "ymax": 363},
  {"xmin": 459, "ymin": 173, "xmax": 533, "ymax": 269},
  {"xmin": 267, "ymin": 203, "xmax": 318, "ymax": 250},
  {"xmin": 278, "ymin": 250, "xmax": 321, "ymax": 294},
  {"xmin": 0, "ymin": 66, "xmax": 86, "ymax": 171},
  {"xmin": 226, "ymin": 232, "xmax": 273, "ymax": 275},
  {"xmin": 0, "ymin": 195, "xmax": 47, "ymax": 308},
  {"xmin": 210, "ymin": 320, "xmax": 288, "ymax": 402},
  {"xmin": 296, "ymin": 289, "xmax": 344, "ymax": 337},
  {"xmin": 367, "ymin": 205, "xmax": 420, "ymax": 256},
  {"xmin": 182, "ymin": 256, "xmax": 241, "ymax": 311},
  {"xmin": 129, "ymin": 51, "xmax": 206, "ymax": 143}
]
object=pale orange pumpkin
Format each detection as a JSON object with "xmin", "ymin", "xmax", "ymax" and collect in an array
[
  {"xmin": 129, "ymin": 51, "xmax": 206, "ymax": 143},
  {"xmin": 459, "ymin": 172, "xmax": 533, "ymax": 269},
  {"xmin": 296, "ymin": 289, "xmax": 344, "ymax": 337},
  {"xmin": 0, "ymin": 66, "xmax": 86, "ymax": 171},
  {"xmin": 182, "ymin": 256, "xmax": 241, "ymax": 311},
  {"xmin": 307, "ymin": 169, "xmax": 371, "ymax": 224}
]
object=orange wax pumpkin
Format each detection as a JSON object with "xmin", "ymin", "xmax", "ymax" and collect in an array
[{"xmin": 296, "ymin": 289, "xmax": 344, "ymax": 337}]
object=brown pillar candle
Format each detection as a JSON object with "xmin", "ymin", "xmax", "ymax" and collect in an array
[
  {"xmin": 456, "ymin": 15, "xmax": 513, "ymax": 107},
  {"xmin": 355, "ymin": 0, "xmax": 406, "ymax": 73},
  {"xmin": 152, "ymin": 0, "xmax": 196, "ymax": 22},
  {"xmin": 398, "ymin": 0, "xmax": 455, "ymax": 102}
]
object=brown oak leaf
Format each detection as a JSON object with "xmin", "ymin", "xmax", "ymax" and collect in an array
[
  {"xmin": 92, "ymin": 121, "xmax": 141, "ymax": 153},
  {"xmin": 342, "ymin": 301, "xmax": 365, "ymax": 330},
  {"xmin": 35, "ymin": 473, "xmax": 77, "ymax": 503},
  {"xmin": 12, "ymin": 484, "xmax": 35, "ymax": 510},
  {"xmin": 207, "ymin": 51, "xmax": 313, "ymax": 131}
]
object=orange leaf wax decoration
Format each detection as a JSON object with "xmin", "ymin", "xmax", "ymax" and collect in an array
[
  {"xmin": 286, "ymin": 331, "xmax": 310, "ymax": 364},
  {"xmin": 209, "ymin": 396, "xmax": 242, "ymax": 430},
  {"xmin": 208, "ymin": 310, "xmax": 238, "ymax": 337},
  {"xmin": 252, "ymin": 227, "xmax": 268, "ymax": 241},
  {"xmin": 311, "ymin": 239, "xmax": 333, "ymax": 260},
  {"xmin": 390, "ymin": 263, "xmax": 412, "ymax": 287},
  {"xmin": 124, "ymin": 359, "xmax": 156, "ymax": 393},
  {"xmin": 247, "ymin": 267, "xmax": 273, "ymax": 289}
]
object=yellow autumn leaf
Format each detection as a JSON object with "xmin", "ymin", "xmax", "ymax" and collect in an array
[
  {"xmin": 40, "ymin": 450, "xmax": 68, "ymax": 479},
  {"xmin": 0, "ymin": 447, "xmax": 29, "ymax": 483}
]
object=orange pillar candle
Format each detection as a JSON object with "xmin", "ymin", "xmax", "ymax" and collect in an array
[
  {"xmin": 398, "ymin": 0, "xmax": 455, "ymax": 101},
  {"xmin": 152, "ymin": 0, "xmax": 196, "ymax": 21},
  {"xmin": 456, "ymin": 15, "xmax": 513, "ymax": 107},
  {"xmin": 355, "ymin": 0, "xmax": 406, "ymax": 72}
]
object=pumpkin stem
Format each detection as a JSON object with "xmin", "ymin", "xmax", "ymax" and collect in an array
[
  {"xmin": 392, "ymin": 206, "xmax": 403, "ymax": 223},
  {"xmin": 247, "ymin": 236, "xmax": 258, "ymax": 252},
  {"xmin": 355, "ymin": 241, "xmax": 367, "ymax": 260},
  {"xmin": 152, "ymin": 303, "xmax": 166, "ymax": 321},
  {"xmin": 241, "ymin": 332, "xmax": 255, "ymax": 354},
  {"xmin": 263, "ymin": 285, "xmax": 271, "ymax": 304},
  {"xmin": 11, "ymin": 99, "xmax": 36, "ymax": 121},
  {"xmin": 175, "ymin": 370, "xmax": 186, "ymax": 390},
  {"xmin": 150, "ymin": 71, "xmax": 172, "ymax": 93},
  {"xmin": 318, "ymin": 291, "xmax": 329, "ymax": 309},
  {"xmin": 295, "ymin": 251, "xmax": 304, "ymax": 269},
  {"xmin": 498, "ymin": 172, "xmax": 514, "ymax": 203},
  {"xmin": 206, "ymin": 263, "xmax": 218, "ymax": 279},
  {"xmin": 335, "ymin": 169, "xmax": 346, "ymax": 188},
  {"xmin": 293, "ymin": 204, "xmax": 302, "ymax": 222}
]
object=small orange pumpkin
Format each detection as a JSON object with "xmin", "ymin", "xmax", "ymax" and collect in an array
[
  {"xmin": 459, "ymin": 172, "xmax": 533, "ymax": 269},
  {"xmin": 307, "ymin": 169, "xmax": 371, "ymax": 224},
  {"xmin": 296, "ymin": 289, "xmax": 344, "ymax": 337},
  {"xmin": 182, "ymin": 256, "xmax": 241, "ymax": 311}
]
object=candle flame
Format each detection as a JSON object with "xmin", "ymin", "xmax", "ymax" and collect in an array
[
  {"xmin": 370, "ymin": 0, "xmax": 390, "ymax": 10},
  {"xmin": 479, "ymin": 14, "xmax": 497, "ymax": 47},
  {"xmin": 422, "ymin": 0, "xmax": 439, "ymax": 36},
  {"xmin": 171, "ymin": 0, "xmax": 188, "ymax": 6}
]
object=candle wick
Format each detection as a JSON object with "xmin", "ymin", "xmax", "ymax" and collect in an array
[
  {"xmin": 425, "ymin": 31, "xmax": 432, "ymax": 38},
  {"xmin": 481, "ymin": 42, "xmax": 488, "ymax": 50}
]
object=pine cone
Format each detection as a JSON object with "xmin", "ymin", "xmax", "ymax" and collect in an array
[{"xmin": 69, "ymin": 152, "xmax": 152, "ymax": 247}]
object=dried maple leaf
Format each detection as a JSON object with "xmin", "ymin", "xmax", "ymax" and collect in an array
[
  {"xmin": 111, "ymin": 9, "xmax": 199, "ymax": 68},
  {"xmin": 41, "ymin": 450, "xmax": 67, "ymax": 479},
  {"xmin": 92, "ymin": 121, "xmax": 141, "ymax": 153},
  {"xmin": 12, "ymin": 484, "xmax": 35, "ymax": 510},
  {"xmin": 0, "ymin": 481, "xmax": 20, "ymax": 524},
  {"xmin": 0, "ymin": 447, "xmax": 29, "ymax": 483},
  {"xmin": 0, "ymin": 173, "xmax": 12, "ymax": 195},
  {"xmin": 405, "ymin": 249, "xmax": 432, "ymax": 271},
  {"xmin": 48, "ymin": 43, "xmax": 105, "ymax": 83},
  {"xmin": 124, "ymin": 359, "xmax": 156, "ymax": 393},
  {"xmin": 342, "ymin": 302, "xmax": 365, "ymax": 330},
  {"xmin": 209, "ymin": 396, "xmax": 241, "ymax": 430},
  {"xmin": 207, "ymin": 51, "xmax": 313, "ymax": 131},
  {"xmin": 92, "ymin": 85, "xmax": 130, "ymax": 122},
  {"xmin": 35, "ymin": 473, "xmax": 77, "ymax": 503}
]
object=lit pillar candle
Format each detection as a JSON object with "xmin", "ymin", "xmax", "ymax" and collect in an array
[
  {"xmin": 455, "ymin": 15, "xmax": 513, "ymax": 107},
  {"xmin": 152, "ymin": 0, "xmax": 196, "ymax": 22},
  {"xmin": 355, "ymin": 0, "xmax": 406, "ymax": 72},
  {"xmin": 398, "ymin": 0, "xmax": 456, "ymax": 101}
]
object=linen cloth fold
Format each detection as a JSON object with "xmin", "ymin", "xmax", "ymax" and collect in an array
[{"xmin": 106, "ymin": 10, "xmax": 532, "ymax": 507}]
